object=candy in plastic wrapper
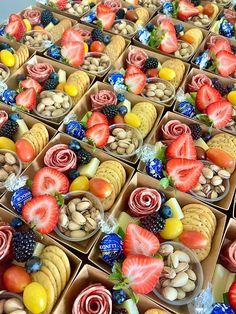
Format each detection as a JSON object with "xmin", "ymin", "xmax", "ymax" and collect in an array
[
  {"xmin": 99, "ymin": 214, "xmax": 118, "ymax": 234},
  {"xmin": 113, "ymin": 83, "xmax": 127, "ymax": 93},
  {"xmin": 47, "ymin": 44, "xmax": 62, "ymax": 60},
  {"xmin": 146, "ymin": 158, "xmax": 164, "ymax": 180},
  {"xmin": 4, "ymin": 174, "xmax": 28, "ymax": 192},
  {"xmin": 194, "ymin": 50, "xmax": 210, "ymax": 70},
  {"xmin": 140, "ymin": 144, "xmax": 157, "ymax": 163},
  {"xmin": 176, "ymin": 88, "xmax": 187, "ymax": 102},
  {"xmin": 11, "ymin": 186, "xmax": 32, "ymax": 214},
  {"xmin": 1, "ymin": 89, "xmax": 17, "ymax": 105},
  {"xmin": 188, "ymin": 284, "xmax": 214, "ymax": 314},
  {"xmin": 108, "ymin": 72, "xmax": 124, "ymax": 86},
  {"xmin": 0, "ymin": 25, "xmax": 5, "ymax": 36},
  {"xmin": 64, "ymin": 112, "xmax": 78, "ymax": 125},
  {"xmin": 99, "ymin": 233, "xmax": 123, "ymax": 266},
  {"xmin": 177, "ymin": 101, "xmax": 195, "ymax": 118},
  {"xmin": 81, "ymin": 11, "xmax": 97, "ymax": 23},
  {"xmin": 211, "ymin": 303, "xmax": 235, "ymax": 314},
  {"xmin": 65, "ymin": 120, "xmax": 85, "ymax": 140},
  {"xmin": 137, "ymin": 27, "xmax": 150, "ymax": 45},
  {"xmin": 219, "ymin": 20, "xmax": 234, "ymax": 38},
  {"xmin": 161, "ymin": 2, "xmax": 174, "ymax": 15},
  {"xmin": 0, "ymin": 82, "xmax": 8, "ymax": 97}
]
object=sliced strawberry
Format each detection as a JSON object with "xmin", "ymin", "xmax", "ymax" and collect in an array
[
  {"xmin": 97, "ymin": 4, "xmax": 116, "ymax": 30},
  {"xmin": 16, "ymin": 88, "xmax": 37, "ymax": 110},
  {"xmin": 54, "ymin": 0, "xmax": 67, "ymax": 10},
  {"xmin": 20, "ymin": 78, "xmax": 43, "ymax": 94},
  {"xmin": 85, "ymin": 123, "xmax": 110, "ymax": 148},
  {"xmin": 166, "ymin": 134, "xmax": 197, "ymax": 160},
  {"xmin": 61, "ymin": 28, "xmax": 83, "ymax": 47},
  {"xmin": 196, "ymin": 84, "xmax": 222, "ymax": 112},
  {"xmin": 87, "ymin": 112, "xmax": 108, "ymax": 128},
  {"xmin": 124, "ymin": 66, "xmax": 146, "ymax": 94},
  {"xmin": 61, "ymin": 41, "xmax": 85, "ymax": 67},
  {"xmin": 166, "ymin": 158, "xmax": 203, "ymax": 192},
  {"xmin": 159, "ymin": 19, "xmax": 178, "ymax": 54},
  {"xmin": 32, "ymin": 167, "xmax": 69, "ymax": 197},
  {"xmin": 5, "ymin": 19, "xmax": 25, "ymax": 41},
  {"xmin": 125, "ymin": 65, "xmax": 141, "ymax": 76},
  {"xmin": 124, "ymin": 224, "xmax": 160, "ymax": 257},
  {"xmin": 178, "ymin": 0, "xmax": 199, "ymax": 20},
  {"xmin": 122, "ymin": 255, "xmax": 164, "ymax": 294},
  {"xmin": 9, "ymin": 14, "xmax": 22, "ymax": 23},
  {"xmin": 229, "ymin": 281, "xmax": 236, "ymax": 310},
  {"xmin": 216, "ymin": 51, "xmax": 236, "ymax": 77},
  {"xmin": 206, "ymin": 101, "xmax": 233, "ymax": 129},
  {"xmin": 22, "ymin": 195, "xmax": 59, "ymax": 234},
  {"xmin": 209, "ymin": 37, "xmax": 232, "ymax": 55}
]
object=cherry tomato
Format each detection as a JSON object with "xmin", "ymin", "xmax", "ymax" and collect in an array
[
  {"xmin": 206, "ymin": 148, "xmax": 235, "ymax": 169},
  {"xmin": 160, "ymin": 218, "xmax": 183, "ymax": 240},
  {"xmin": 196, "ymin": 146, "xmax": 206, "ymax": 160},
  {"xmin": 23, "ymin": 282, "xmax": 47, "ymax": 314},
  {"xmin": 89, "ymin": 178, "xmax": 113, "ymax": 198},
  {"xmin": 125, "ymin": 10, "xmax": 138, "ymax": 22},
  {"xmin": 90, "ymin": 41, "xmax": 106, "ymax": 53},
  {"xmin": 203, "ymin": 4, "xmax": 214, "ymax": 17},
  {"xmin": 3, "ymin": 265, "xmax": 31, "ymax": 293},
  {"xmin": 16, "ymin": 138, "xmax": 35, "ymax": 162},
  {"xmin": 179, "ymin": 230, "xmax": 208, "ymax": 249},
  {"xmin": 146, "ymin": 68, "xmax": 159, "ymax": 78}
]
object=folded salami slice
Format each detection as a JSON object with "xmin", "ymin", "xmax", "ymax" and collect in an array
[
  {"xmin": 104, "ymin": 0, "xmax": 122, "ymax": 12},
  {"xmin": 72, "ymin": 284, "xmax": 112, "ymax": 314},
  {"xmin": 161, "ymin": 120, "xmax": 191, "ymax": 145},
  {"xmin": 0, "ymin": 222, "xmax": 14, "ymax": 263},
  {"xmin": 0, "ymin": 111, "xmax": 8, "ymax": 128},
  {"xmin": 90, "ymin": 90, "xmax": 117, "ymax": 111},
  {"xmin": 126, "ymin": 48, "xmax": 148, "ymax": 69},
  {"xmin": 188, "ymin": 74, "xmax": 213, "ymax": 92},
  {"xmin": 220, "ymin": 240, "xmax": 236, "ymax": 272},
  {"xmin": 26, "ymin": 63, "xmax": 54, "ymax": 83},
  {"xmin": 73, "ymin": 26, "xmax": 91, "ymax": 41},
  {"xmin": 23, "ymin": 9, "xmax": 41, "ymax": 25},
  {"xmin": 224, "ymin": 9, "xmax": 236, "ymax": 24}
]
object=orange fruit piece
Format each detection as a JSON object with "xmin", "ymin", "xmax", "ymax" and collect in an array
[
  {"xmin": 202, "ymin": 3, "xmax": 214, "ymax": 17},
  {"xmin": 181, "ymin": 34, "xmax": 195, "ymax": 44},
  {"xmin": 33, "ymin": 25, "xmax": 44, "ymax": 31}
]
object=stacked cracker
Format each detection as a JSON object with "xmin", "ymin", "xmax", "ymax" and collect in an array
[
  {"xmin": 104, "ymin": 35, "xmax": 126, "ymax": 63},
  {"xmin": 207, "ymin": 133, "xmax": 236, "ymax": 160},
  {"xmin": 66, "ymin": 70, "xmax": 90, "ymax": 105},
  {"xmin": 12, "ymin": 45, "xmax": 29, "ymax": 71},
  {"xmin": 161, "ymin": 59, "xmax": 186, "ymax": 88},
  {"xmin": 135, "ymin": 7, "xmax": 150, "ymax": 25},
  {"xmin": 49, "ymin": 19, "xmax": 73, "ymax": 43}
]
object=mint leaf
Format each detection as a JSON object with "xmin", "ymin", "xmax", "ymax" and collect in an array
[
  {"xmin": 196, "ymin": 114, "xmax": 213, "ymax": 127},
  {"xmin": 156, "ymin": 146, "xmax": 166, "ymax": 162},
  {"xmin": 160, "ymin": 177, "xmax": 170, "ymax": 189},
  {"xmin": 172, "ymin": 1, "xmax": 179, "ymax": 18},
  {"xmin": 109, "ymin": 273, "xmax": 123, "ymax": 281},
  {"xmin": 54, "ymin": 192, "xmax": 64, "ymax": 206}
]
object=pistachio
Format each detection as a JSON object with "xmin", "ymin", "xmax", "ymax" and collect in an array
[
  {"xmin": 170, "ymin": 272, "xmax": 189, "ymax": 288},
  {"xmin": 68, "ymin": 202, "xmax": 76, "ymax": 213},
  {"xmin": 218, "ymin": 169, "xmax": 230, "ymax": 179},
  {"xmin": 76, "ymin": 201, "xmax": 91, "ymax": 211},
  {"xmin": 3, "ymin": 298, "xmax": 24, "ymax": 313},
  {"xmin": 207, "ymin": 190, "xmax": 218, "ymax": 199},
  {"xmin": 86, "ymin": 217, "xmax": 97, "ymax": 229},
  {"xmin": 159, "ymin": 244, "xmax": 174, "ymax": 256},
  {"xmin": 171, "ymin": 251, "xmax": 190, "ymax": 268},
  {"xmin": 68, "ymin": 221, "xmax": 81, "ymax": 231},
  {"xmin": 215, "ymin": 185, "xmax": 225, "ymax": 194},
  {"xmin": 211, "ymin": 176, "xmax": 223, "ymax": 186},
  {"xmin": 0, "ymin": 169, "xmax": 8, "ymax": 181},
  {"xmin": 70, "ymin": 230, "xmax": 87, "ymax": 238},
  {"xmin": 202, "ymin": 167, "xmax": 214, "ymax": 179},
  {"xmin": 199, "ymin": 174, "xmax": 207, "ymax": 185},
  {"xmin": 71, "ymin": 212, "xmax": 86, "ymax": 225},
  {"xmin": 4, "ymin": 153, "xmax": 16, "ymax": 165},
  {"xmin": 160, "ymin": 278, "xmax": 171, "ymax": 287},
  {"xmin": 195, "ymin": 191, "xmax": 206, "ymax": 198},
  {"xmin": 162, "ymin": 266, "xmax": 176, "ymax": 279},
  {"xmin": 175, "ymin": 262, "xmax": 189, "ymax": 273},
  {"xmin": 209, "ymin": 164, "xmax": 220, "ymax": 173},
  {"xmin": 192, "ymin": 183, "xmax": 202, "ymax": 192},
  {"xmin": 59, "ymin": 213, "xmax": 69, "ymax": 228},
  {"xmin": 182, "ymin": 280, "xmax": 196, "ymax": 292},
  {"xmin": 202, "ymin": 184, "xmax": 211, "ymax": 194},
  {"xmin": 116, "ymin": 131, "xmax": 127, "ymax": 140},
  {"xmin": 162, "ymin": 287, "xmax": 178, "ymax": 301},
  {"xmin": 176, "ymin": 288, "xmax": 186, "ymax": 300},
  {"xmin": 186, "ymin": 269, "xmax": 197, "ymax": 281}
]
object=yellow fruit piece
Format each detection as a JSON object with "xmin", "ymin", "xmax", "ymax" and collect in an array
[
  {"xmin": 64, "ymin": 83, "xmax": 79, "ymax": 97},
  {"xmin": 23, "ymin": 282, "xmax": 47, "ymax": 314},
  {"xmin": 160, "ymin": 218, "xmax": 183, "ymax": 240},
  {"xmin": 84, "ymin": 42, "xmax": 89, "ymax": 54},
  {"xmin": 136, "ymin": 19, "xmax": 143, "ymax": 26},
  {"xmin": 159, "ymin": 68, "xmax": 176, "ymax": 81},
  {"xmin": 124, "ymin": 113, "xmax": 141, "ymax": 128},
  {"xmin": 56, "ymin": 82, "xmax": 66, "ymax": 91},
  {"xmin": 0, "ymin": 137, "xmax": 16, "ymax": 151},
  {"xmin": 69, "ymin": 175, "xmax": 90, "ymax": 192},
  {"xmin": 0, "ymin": 50, "xmax": 15, "ymax": 67},
  {"xmin": 23, "ymin": 19, "xmax": 32, "ymax": 32},
  {"xmin": 197, "ymin": 5, "xmax": 203, "ymax": 12},
  {"xmin": 227, "ymin": 91, "xmax": 236, "ymax": 107}
]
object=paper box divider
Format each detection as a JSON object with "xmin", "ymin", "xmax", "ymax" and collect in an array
[
  {"xmin": 0, "ymin": 132, "xmax": 135, "ymax": 254},
  {"xmin": 137, "ymin": 110, "xmax": 236, "ymax": 211},
  {"xmin": 58, "ymin": 81, "xmax": 164, "ymax": 164},
  {"xmin": 88, "ymin": 171, "xmax": 227, "ymax": 314},
  {"xmin": 0, "ymin": 206, "xmax": 82, "ymax": 314}
]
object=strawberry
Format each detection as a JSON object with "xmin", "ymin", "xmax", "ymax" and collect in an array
[
  {"xmin": 209, "ymin": 37, "xmax": 232, "ymax": 55},
  {"xmin": 196, "ymin": 84, "xmax": 222, "ymax": 112},
  {"xmin": 178, "ymin": 0, "xmax": 200, "ymax": 20},
  {"xmin": 61, "ymin": 28, "xmax": 83, "ymax": 47},
  {"xmin": 159, "ymin": 20, "xmax": 178, "ymax": 54},
  {"xmin": 124, "ymin": 66, "xmax": 146, "ymax": 94},
  {"xmin": 20, "ymin": 78, "xmax": 43, "ymax": 94},
  {"xmin": 166, "ymin": 134, "xmax": 197, "ymax": 160},
  {"xmin": 32, "ymin": 167, "xmax": 69, "ymax": 197},
  {"xmin": 9, "ymin": 14, "xmax": 22, "ymax": 22},
  {"xmin": 16, "ymin": 88, "xmax": 37, "ymax": 111},
  {"xmin": 122, "ymin": 255, "xmax": 164, "ymax": 294},
  {"xmin": 229, "ymin": 281, "xmax": 236, "ymax": 310},
  {"xmin": 166, "ymin": 158, "xmax": 204, "ymax": 192},
  {"xmin": 61, "ymin": 41, "xmax": 85, "ymax": 67},
  {"xmin": 5, "ymin": 19, "xmax": 26, "ymax": 41},
  {"xmin": 85, "ymin": 123, "xmax": 110, "ymax": 148},
  {"xmin": 54, "ymin": 0, "xmax": 67, "ymax": 10},
  {"xmin": 205, "ymin": 101, "xmax": 233, "ymax": 129},
  {"xmin": 124, "ymin": 224, "xmax": 160, "ymax": 257},
  {"xmin": 22, "ymin": 195, "xmax": 59, "ymax": 234},
  {"xmin": 96, "ymin": 4, "xmax": 116, "ymax": 30},
  {"xmin": 87, "ymin": 112, "xmax": 108, "ymax": 128},
  {"xmin": 215, "ymin": 51, "xmax": 236, "ymax": 77}
]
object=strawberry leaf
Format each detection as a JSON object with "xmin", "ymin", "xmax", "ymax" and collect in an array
[
  {"xmin": 109, "ymin": 272, "xmax": 123, "ymax": 281},
  {"xmin": 196, "ymin": 114, "xmax": 213, "ymax": 127},
  {"xmin": 160, "ymin": 177, "xmax": 170, "ymax": 189},
  {"xmin": 156, "ymin": 146, "xmax": 166, "ymax": 162},
  {"xmin": 54, "ymin": 192, "xmax": 64, "ymax": 206},
  {"xmin": 172, "ymin": 1, "xmax": 179, "ymax": 18},
  {"xmin": 26, "ymin": 179, "xmax": 32, "ymax": 189}
]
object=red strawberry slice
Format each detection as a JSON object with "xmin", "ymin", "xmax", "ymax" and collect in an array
[
  {"xmin": 196, "ymin": 84, "xmax": 222, "ymax": 112},
  {"xmin": 32, "ymin": 167, "xmax": 69, "ymax": 197},
  {"xmin": 122, "ymin": 255, "xmax": 164, "ymax": 294},
  {"xmin": 124, "ymin": 67, "xmax": 146, "ymax": 94},
  {"xmin": 178, "ymin": 0, "xmax": 200, "ymax": 20},
  {"xmin": 159, "ymin": 19, "xmax": 178, "ymax": 54},
  {"xmin": 166, "ymin": 134, "xmax": 197, "ymax": 160},
  {"xmin": 216, "ymin": 51, "xmax": 236, "ymax": 77},
  {"xmin": 5, "ymin": 19, "xmax": 25, "ymax": 41},
  {"xmin": 97, "ymin": 4, "xmax": 116, "ymax": 30},
  {"xmin": 85, "ymin": 123, "xmax": 110, "ymax": 148},
  {"xmin": 16, "ymin": 88, "xmax": 37, "ymax": 110},
  {"xmin": 20, "ymin": 78, "xmax": 43, "ymax": 94},
  {"xmin": 9, "ymin": 14, "xmax": 22, "ymax": 22},
  {"xmin": 229, "ymin": 281, "xmax": 236, "ymax": 310},
  {"xmin": 166, "ymin": 158, "xmax": 203, "ymax": 192},
  {"xmin": 87, "ymin": 112, "xmax": 108, "ymax": 128},
  {"xmin": 22, "ymin": 195, "xmax": 59, "ymax": 234},
  {"xmin": 61, "ymin": 41, "xmax": 85, "ymax": 67},
  {"xmin": 61, "ymin": 28, "xmax": 83, "ymax": 47},
  {"xmin": 54, "ymin": 0, "xmax": 67, "ymax": 10},
  {"xmin": 125, "ymin": 65, "xmax": 142, "ymax": 76},
  {"xmin": 209, "ymin": 37, "xmax": 232, "ymax": 55},
  {"xmin": 206, "ymin": 100, "xmax": 233, "ymax": 129},
  {"xmin": 124, "ymin": 224, "xmax": 160, "ymax": 257}
]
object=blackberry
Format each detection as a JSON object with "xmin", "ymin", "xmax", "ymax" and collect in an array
[
  {"xmin": 190, "ymin": 0, "xmax": 200, "ymax": 6},
  {"xmin": 12, "ymin": 229, "xmax": 36, "ymax": 262},
  {"xmin": 227, "ymin": 83, "xmax": 236, "ymax": 93},
  {"xmin": 101, "ymin": 105, "xmax": 119, "ymax": 120},
  {"xmin": 76, "ymin": 148, "xmax": 92, "ymax": 164},
  {"xmin": 211, "ymin": 78, "xmax": 228, "ymax": 96},
  {"xmin": 0, "ymin": 120, "xmax": 18, "ymax": 139},
  {"xmin": 91, "ymin": 28, "xmax": 104, "ymax": 42},
  {"xmin": 52, "ymin": 17, "xmax": 60, "ymax": 25},
  {"xmin": 116, "ymin": 8, "xmax": 125, "ymax": 19},
  {"xmin": 41, "ymin": 10, "xmax": 54, "ymax": 27},
  {"xmin": 202, "ymin": 132, "xmax": 211, "ymax": 141},
  {"xmin": 112, "ymin": 310, "xmax": 128, "ymax": 314},
  {"xmin": 144, "ymin": 57, "xmax": 159, "ymax": 70},
  {"xmin": 44, "ymin": 78, "xmax": 58, "ymax": 90},
  {"xmin": 140, "ymin": 213, "xmax": 166, "ymax": 233},
  {"xmin": 188, "ymin": 123, "xmax": 202, "ymax": 140},
  {"xmin": 146, "ymin": 23, "xmax": 154, "ymax": 32}
]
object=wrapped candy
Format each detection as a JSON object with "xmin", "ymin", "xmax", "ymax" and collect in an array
[
  {"xmin": 219, "ymin": 20, "xmax": 234, "ymax": 38},
  {"xmin": 1, "ymin": 89, "xmax": 17, "ymax": 105},
  {"xmin": 99, "ymin": 233, "xmax": 123, "ymax": 266},
  {"xmin": 4, "ymin": 174, "xmax": 28, "ymax": 192},
  {"xmin": 47, "ymin": 44, "xmax": 62, "ymax": 60},
  {"xmin": 11, "ymin": 186, "xmax": 32, "ymax": 214},
  {"xmin": 137, "ymin": 26, "xmax": 150, "ymax": 45},
  {"xmin": 161, "ymin": 2, "xmax": 174, "ymax": 15},
  {"xmin": 65, "ymin": 121, "xmax": 85, "ymax": 140},
  {"xmin": 194, "ymin": 50, "xmax": 211, "ymax": 70},
  {"xmin": 81, "ymin": 11, "xmax": 97, "ymax": 23}
]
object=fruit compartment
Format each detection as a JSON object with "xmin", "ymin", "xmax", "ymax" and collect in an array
[
  {"xmin": 137, "ymin": 111, "xmax": 236, "ymax": 211},
  {"xmin": 0, "ymin": 132, "xmax": 135, "ymax": 254},
  {"xmin": 88, "ymin": 171, "xmax": 226, "ymax": 314}
]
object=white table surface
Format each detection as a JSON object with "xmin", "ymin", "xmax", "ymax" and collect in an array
[{"xmin": 0, "ymin": 0, "xmax": 36, "ymax": 21}]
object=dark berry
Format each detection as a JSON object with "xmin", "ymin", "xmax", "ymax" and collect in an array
[
  {"xmin": 202, "ymin": 132, "xmax": 212, "ymax": 141},
  {"xmin": 144, "ymin": 57, "xmax": 159, "ymax": 70},
  {"xmin": 116, "ymin": 8, "xmax": 125, "ymax": 19},
  {"xmin": 159, "ymin": 191, "xmax": 167, "ymax": 204},
  {"xmin": 25, "ymin": 256, "xmax": 42, "ymax": 273},
  {"xmin": 10, "ymin": 217, "xmax": 23, "ymax": 228},
  {"xmin": 9, "ymin": 113, "xmax": 20, "ymax": 122},
  {"xmin": 102, "ymin": 105, "xmax": 119, "ymax": 120},
  {"xmin": 16, "ymin": 74, "xmax": 26, "ymax": 83},
  {"xmin": 0, "ymin": 120, "xmax": 18, "ymax": 139},
  {"xmin": 52, "ymin": 17, "xmax": 60, "ymax": 25},
  {"xmin": 0, "ymin": 42, "xmax": 13, "ymax": 53},
  {"xmin": 127, "ymin": 5, "xmax": 134, "ymax": 9},
  {"xmin": 188, "ymin": 123, "xmax": 202, "ymax": 140},
  {"xmin": 117, "ymin": 93, "xmax": 125, "ymax": 102},
  {"xmin": 50, "ymin": 72, "xmax": 59, "ymax": 81},
  {"xmin": 160, "ymin": 205, "xmax": 172, "ymax": 219},
  {"xmin": 211, "ymin": 78, "xmax": 228, "ymax": 96},
  {"xmin": 174, "ymin": 24, "xmax": 184, "ymax": 34},
  {"xmin": 44, "ymin": 78, "xmax": 58, "ymax": 90},
  {"xmin": 76, "ymin": 148, "xmax": 92, "ymax": 164},
  {"xmin": 103, "ymin": 34, "xmax": 111, "ymax": 44},
  {"xmin": 227, "ymin": 83, "xmax": 236, "ymax": 93},
  {"xmin": 69, "ymin": 139, "xmax": 81, "ymax": 152},
  {"xmin": 190, "ymin": 0, "xmax": 201, "ymax": 6},
  {"xmin": 146, "ymin": 23, "xmax": 154, "ymax": 31},
  {"xmin": 118, "ymin": 106, "xmax": 128, "ymax": 115},
  {"xmin": 112, "ymin": 310, "xmax": 128, "ymax": 314},
  {"xmin": 141, "ymin": 213, "xmax": 166, "ymax": 233},
  {"xmin": 91, "ymin": 28, "xmax": 104, "ymax": 42},
  {"xmin": 41, "ymin": 10, "xmax": 54, "ymax": 27},
  {"xmin": 12, "ymin": 229, "xmax": 36, "ymax": 262},
  {"xmin": 90, "ymin": 2, "xmax": 96, "ymax": 8},
  {"xmin": 68, "ymin": 169, "xmax": 80, "ymax": 180},
  {"xmin": 112, "ymin": 290, "xmax": 127, "ymax": 305}
]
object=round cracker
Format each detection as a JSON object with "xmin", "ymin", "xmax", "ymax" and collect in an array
[{"xmin": 41, "ymin": 258, "xmax": 62, "ymax": 296}]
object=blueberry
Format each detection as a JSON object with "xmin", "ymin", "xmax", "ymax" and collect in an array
[
  {"xmin": 9, "ymin": 113, "xmax": 20, "ymax": 122},
  {"xmin": 174, "ymin": 24, "xmax": 184, "ymax": 34},
  {"xmin": 52, "ymin": 17, "xmax": 60, "ymax": 25},
  {"xmin": 117, "ymin": 93, "xmax": 125, "ymax": 102},
  {"xmin": 127, "ymin": 5, "xmax": 134, "ymax": 10},
  {"xmin": 69, "ymin": 139, "xmax": 81, "ymax": 152},
  {"xmin": 16, "ymin": 74, "xmax": 26, "ymax": 83},
  {"xmin": 146, "ymin": 23, "xmax": 154, "ymax": 31},
  {"xmin": 10, "ymin": 217, "xmax": 23, "ymax": 228},
  {"xmin": 103, "ymin": 34, "xmax": 111, "ymax": 44},
  {"xmin": 25, "ymin": 256, "xmax": 42, "ymax": 273},
  {"xmin": 90, "ymin": 2, "xmax": 96, "ymax": 8},
  {"xmin": 159, "ymin": 191, "xmax": 167, "ymax": 204},
  {"xmin": 202, "ymin": 132, "xmax": 212, "ymax": 141},
  {"xmin": 160, "ymin": 205, "xmax": 172, "ymax": 219},
  {"xmin": 68, "ymin": 169, "xmax": 80, "ymax": 180},
  {"xmin": 112, "ymin": 289, "xmax": 127, "ymax": 304},
  {"xmin": 118, "ymin": 105, "xmax": 128, "ymax": 115}
]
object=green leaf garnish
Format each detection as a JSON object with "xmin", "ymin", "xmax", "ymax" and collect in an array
[
  {"xmin": 156, "ymin": 146, "xmax": 166, "ymax": 162},
  {"xmin": 160, "ymin": 177, "xmax": 170, "ymax": 189}
]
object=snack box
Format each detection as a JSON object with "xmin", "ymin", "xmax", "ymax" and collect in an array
[
  {"xmin": 58, "ymin": 81, "xmax": 164, "ymax": 164},
  {"xmin": 4, "ymin": 55, "xmax": 95, "ymax": 128},
  {"xmin": 104, "ymin": 44, "xmax": 190, "ymax": 107},
  {"xmin": 137, "ymin": 111, "xmax": 236, "ymax": 212},
  {"xmin": 56, "ymin": 263, "xmax": 171, "ymax": 313},
  {"xmin": 88, "ymin": 171, "xmax": 226, "ymax": 314},
  {"xmin": 44, "ymin": 22, "xmax": 131, "ymax": 79},
  {"xmin": 0, "ymin": 205, "xmax": 82, "ymax": 314},
  {"xmin": 0, "ymin": 132, "xmax": 135, "ymax": 254},
  {"xmin": 191, "ymin": 33, "xmax": 236, "ymax": 80},
  {"xmin": 173, "ymin": 68, "xmax": 236, "ymax": 136}
]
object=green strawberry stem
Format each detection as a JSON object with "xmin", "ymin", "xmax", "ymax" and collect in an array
[
  {"xmin": 196, "ymin": 114, "xmax": 213, "ymax": 128},
  {"xmin": 54, "ymin": 192, "xmax": 65, "ymax": 207}
]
